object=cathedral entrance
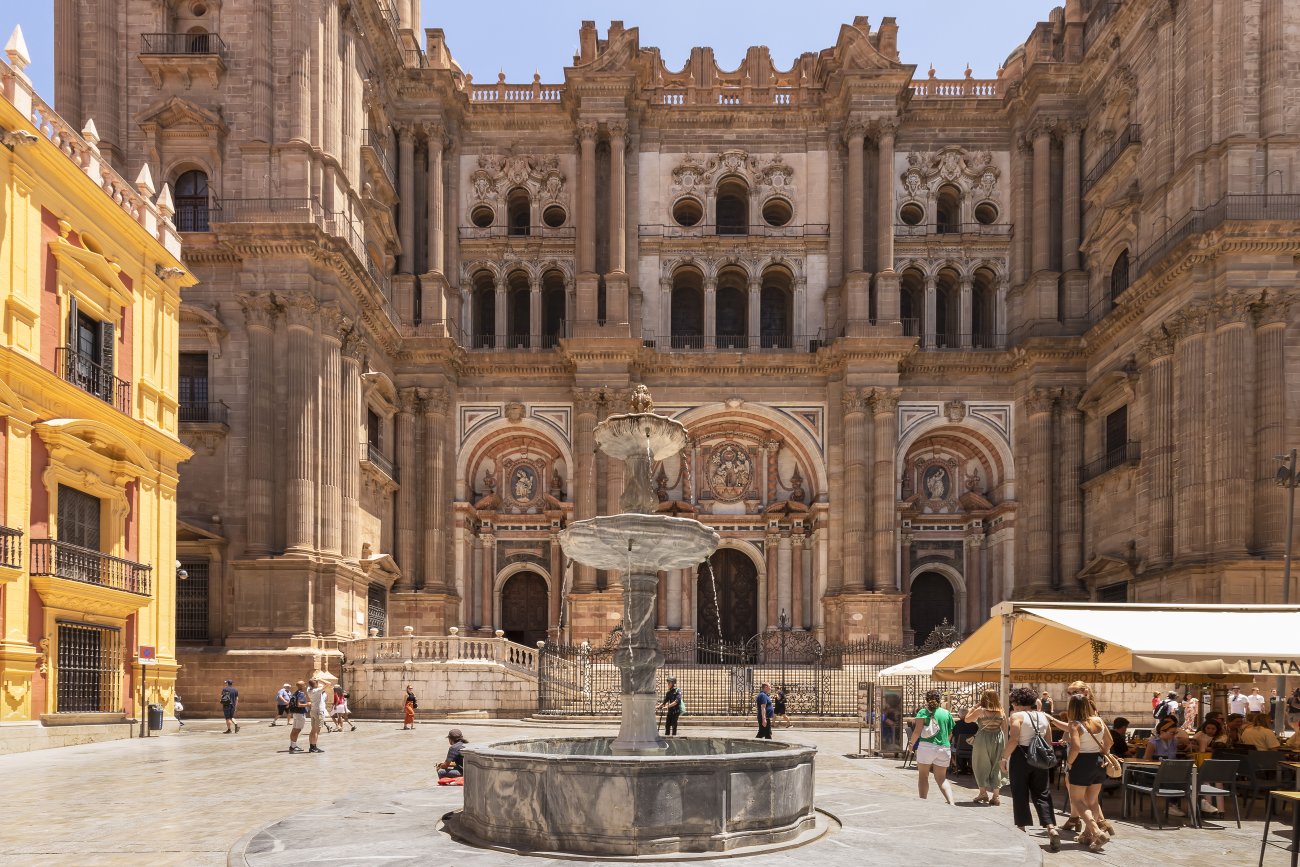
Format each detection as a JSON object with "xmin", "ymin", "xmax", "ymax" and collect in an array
[
  {"xmin": 501, "ymin": 571, "xmax": 549, "ymax": 647},
  {"xmin": 696, "ymin": 548, "xmax": 759, "ymax": 647},
  {"xmin": 910, "ymin": 571, "xmax": 956, "ymax": 646}
]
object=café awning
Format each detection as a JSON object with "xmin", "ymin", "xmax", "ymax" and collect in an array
[
  {"xmin": 879, "ymin": 647, "xmax": 954, "ymax": 678},
  {"xmin": 933, "ymin": 602, "xmax": 1300, "ymax": 683}
]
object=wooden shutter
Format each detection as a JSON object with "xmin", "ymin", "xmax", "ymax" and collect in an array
[{"xmin": 98, "ymin": 318, "xmax": 115, "ymax": 374}]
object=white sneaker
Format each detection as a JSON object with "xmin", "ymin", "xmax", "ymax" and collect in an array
[
  {"xmin": 1168, "ymin": 805, "xmax": 1186, "ymax": 817},
  {"xmin": 1199, "ymin": 800, "xmax": 1221, "ymax": 815}
]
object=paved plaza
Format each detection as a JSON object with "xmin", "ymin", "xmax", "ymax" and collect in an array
[{"xmin": 0, "ymin": 717, "xmax": 1286, "ymax": 866}]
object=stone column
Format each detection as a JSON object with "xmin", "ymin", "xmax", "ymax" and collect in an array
[
  {"xmin": 608, "ymin": 122, "xmax": 627, "ymax": 274},
  {"xmin": 395, "ymin": 388, "xmax": 418, "ymax": 584},
  {"xmin": 422, "ymin": 388, "xmax": 449, "ymax": 590},
  {"xmin": 283, "ymin": 293, "xmax": 319, "ymax": 555},
  {"xmin": 422, "ymin": 122, "xmax": 447, "ymax": 326},
  {"xmin": 1060, "ymin": 121, "xmax": 1082, "ymax": 272},
  {"xmin": 841, "ymin": 389, "xmax": 870, "ymax": 591},
  {"xmin": 680, "ymin": 568, "xmax": 694, "ymax": 632},
  {"xmin": 871, "ymin": 389, "xmax": 900, "ymax": 592},
  {"xmin": 239, "ymin": 293, "xmax": 278, "ymax": 556},
  {"xmin": 480, "ymin": 531, "xmax": 495, "ymax": 630},
  {"xmin": 1022, "ymin": 388, "xmax": 1056, "ymax": 595},
  {"xmin": 766, "ymin": 533, "xmax": 780, "ymax": 630},
  {"xmin": 577, "ymin": 122, "xmax": 598, "ymax": 276},
  {"xmin": 844, "ymin": 122, "xmax": 866, "ymax": 274},
  {"xmin": 958, "ymin": 277, "xmax": 973, "ymax": 348},
  {"xmin": 470, "ymin": 535, "xmax": 483, "ymax": 628},
  {"xmin": 747, "ymin": 274, "xmax": 762, "ymax": 349},
  {"xmin": 1212, "ymin": 295, "xmax": 1254, "ymax": 555},
  {"xmin": 791, "ymin": 533, "xmax": 805, "ymax": 629},
  {"xmin": 900, "ymin": 532, "xmax": 914, "ymax": 642},
  {"xmin": 1056, "ymin": 388, "xmax": 1083, "ymax": 586},
  {"xmin": 572, "ymin": 389, "xmax": 601, "ymax": 590},
  {"xmin": 318, "ymin": 304, "xmax": 349, "ymax": 557},
  {"xmin": 529, "ymin": 277, "xmax": 542, "ymax": 349},
  {"xmin": 494, "ymin": 273, "xmax": 508, "ymax": 342},
  {"xmin": 1172, "ymin": 305, "xmax": 1209, "ymax": 559},
  {"xmin": 340, "ymin": 333, "xmax": 364, "ymax": 561},
  {"xmin": 923, "ymin": 275, "xmax": 937, "ymax": 349},
  {"xmin": 1141, "ymin": 329, "xmax": 1175, "ymax": 565},
  {"xmin": 1254, "ymin": 298, "xmax": 1292, "ymax": 551},
  {"xmin": 704, "ymin": 279, "xmax": 717, "ymax": 344},
  {"xmin": 1031, "ymin": 119, "xmax": 1055, "ymax": 274},
  {"xmin": 875, "ymin": 118, "xmax": 897, "ymax": 274},
  {"xmin": 398, "ymin": 125, "xmax": 415, "ymax": 274}
]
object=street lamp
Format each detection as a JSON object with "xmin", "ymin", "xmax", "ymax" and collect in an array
[{"xmin": 1273, "ymin": 449, "xmax": 1297, "ymax": 735}]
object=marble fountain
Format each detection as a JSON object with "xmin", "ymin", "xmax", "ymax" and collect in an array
[{"xmin": 446, "ymin": 386, "xmax": 819, "ymax": 857}]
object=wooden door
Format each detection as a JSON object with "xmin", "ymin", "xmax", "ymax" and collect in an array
[
  {"xmin": 501, "ymin": 572, "xmax": 549, "ymax": 647},
  {"xmin": 697, "ymin": 548, "xmax": 759, "ymax": 647}
]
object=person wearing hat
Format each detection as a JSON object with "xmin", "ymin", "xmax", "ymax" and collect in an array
[
  {"xmin": 271, "ymin": 683, "xmax": 292, "ymax": 727},
  {"xmin": 438, "ymin": 729, "xmax": 468, "ymax": 779},
  {"xmin": 219, "ymin": 679, "xmax": 239, "ymax": 733},
  {"xmin": 656, "ymin": 676, "xmax": 683, "ymax": 736}
]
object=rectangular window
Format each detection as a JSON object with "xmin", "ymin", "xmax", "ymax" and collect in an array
[
  {"xmin": 176, "ymin": 558, "xmax": 210, "ymax": 641},
  {"xmin": 1105, "ymin": 405, "xmax": 1128, "ymax": 458},
  {"xmin": 65, "ymin": 299, "xmax": 117, "ymax": 405},
  {"xmin": 367, "ymin": 409, "xmax": 381, "ymax": 449},
  {"xmin": 55, "ymin": 621, "xmax": 122, "ymax": 713},
  {"xmin": 367, "ymin": 584, "xmax": 387, "ymax": 637},
  {"xmin": 57, "ymin": 484, "xmax": 101, "ymax": 551},
  {"xmin": 1097, "ymin": 582, "xmax": 1129, "ymax": 604},
  {"xmin": 178, "ymin": 352, "xmax": 210, "ymax": 407}
]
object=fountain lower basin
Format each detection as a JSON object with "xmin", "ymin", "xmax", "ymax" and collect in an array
[{"xmin": 446, "ymin": 736, "xmax": 817, "ymax": 857}]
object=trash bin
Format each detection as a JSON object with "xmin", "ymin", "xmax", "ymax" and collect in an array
[{"xmin": 147, "ymin": 703, "xmax": 164, "ymax": 731}]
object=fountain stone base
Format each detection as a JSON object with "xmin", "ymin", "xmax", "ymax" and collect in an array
[{"xmin": 447, "ymin": 737, "xmax": 817, "ymax": 857}]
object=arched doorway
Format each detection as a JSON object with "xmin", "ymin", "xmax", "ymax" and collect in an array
[
  {"xmin": 910, "ymin": 571, "xmax": 956, "ymax": 647},
  {"xmin": 696, "ymin": 548, "xmax": 759, "ymax": 647},
  {"xmin": 501, "ymin": 571, "xmax": 549, "ymax": 647}
]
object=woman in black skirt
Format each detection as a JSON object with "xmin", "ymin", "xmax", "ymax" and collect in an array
[
  {"xmin": 1064, "ymin": 693, "xmax": 1113, "ymax": 852},
  {"xmin": 773, "ymin": 687, "xmax": 792, "ymax": 728}
]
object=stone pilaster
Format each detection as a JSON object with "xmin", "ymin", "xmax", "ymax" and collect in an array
[
  {"xmin": 421, "ymin": 121, "xmax": 448, "ymax": 325},
  {"xmin": 1060, "ymin": 121, "xmax": 1082, "ymax": 272},
  {"xmin": 1172, "ymin": 304, "xmax": 1209, "ymax": 559},
  {"xmin": 871, "ymin": 388, "xmax": 900, "ymax": 591},
  {"xmin": 840, "ymin": 389, "xmax": 870, "ymax": 591},
  {"xmin": 874, "ymin": 118, "xmax": 897, "ymax": 275},
  {"xmin": 1140, "ymin": 328, "xmax": 1176, "ymax": 565},
  {"xmin": 1056, "ymin": 387, "xmax": 1083, "ymax": 585},
  {"xmin": 395, "ymin": 387, "xmax": 418, "ymax": 586},
  {"xmin": 1031, "ymin": 118, "xmax": 1055, "ymax": 274},
  {"xmin": 282, "ymin": 292, "xmax": 318, "ymax": 555},
  {"xmin": 608, "ymin": 122, "xmax": 627, "ymax": 275},
  {"xmin": 1212, "ymin": 294, "xmax": 1255, "ymax": 556},
  {"xmin": 791, "ymin": 532, "xmax": 805, "ymax": 630},
  {"xmin": 421, "ymin": 387, "xmax": 450, "ymax": 590},
  {"xmin": 1254, "ymin": 296, "xmax": 1292, "ymax": 551},
  {"xmin": 843, "ymin": 121, "xmax": 866, "ymax": 275},
  {"xmin": 480, "ymin": 531, "xmax": 496, "ymax": 630},
  {"xmin": 340, "ymin": 332, "xmax": 364, "ymax": 561},
  {"xmin": 577, "ymin": 121, "xmax": 598, "ymax": 277},
  {"xmin": 397, "ymin": 125, "xmax": 415, "ymax": 274},
  {"xmin": 1022, "ymin": 388, "xmax": 1056, "ymax": 595},
  {"xmin": 572, "ymin": 388, "xmax": 601, "ymax": 590},
  {"xmin": 239, "ymin": 292, "xmax": 279, "ymax": 556},
  {"xmin": 318, "ymin": 303, "xmax": 349, "ymax": 556},
  {"xmin": 765, "ymin": 533, "xmax": 780, "ymax": 629}
]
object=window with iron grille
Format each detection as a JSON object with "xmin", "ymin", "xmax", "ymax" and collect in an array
[
  {"xmin": 367, "ymin": 584, "xmax": 387, "ymax": 636},
  {"xmin": 1097, "ymin": 581, "xmax": 1129, "ymax": 604},
  {"xmin": 57, "ymin": 484, "xmax": 101, "ymax": 550},
  {"xmin": 179, "ymin": 352, "xmax": 209, "ymax": 405},
  {"xmin": 56, "ymin": 621, "xmax": 122, "ymax": 713},
  {"xmin": 1105, "ymin": 405, "xmax": 1128, "ymax": 458},
  {"xmin": 367, "ymin": 409, "xmax": 381, "ymax": 449},
  {"xmin": 176, "ymin": 559, "xmax": 210, "ymax": 641}
]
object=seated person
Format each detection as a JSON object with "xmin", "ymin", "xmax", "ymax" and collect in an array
[
  {"xmin": 437, "ymin": 728, "xmax": 468, "ymax": 779},
  {"xmin": 1143, "ymin": 717, "xmax": 1187, "ymax": 760},
  {"xmin": 1284, "ymin": 728, "xmax": 1300, "ymax": 750},
  {"xmin": 1238, "ymin": 712, "xmax": 1281, "ymax": 750},
  {"xmin": 1203, "ymin": 710, "xmax": 1225, "ymax": 725},
  {"xmin": 1109, "ymin": 717, "xmax": 1132, "ymax": 759},
  {"xmin": 1191, "ymin": 718, "xmax": 1229, "ymax": 753},
  {"xmin": 1224, "ymin": 713, "xmax": 1247, "ymax": 746}
]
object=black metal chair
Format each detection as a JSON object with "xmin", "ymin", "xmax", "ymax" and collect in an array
[
  {"xmin": 1239, "ymin": 750, "xmax": 1282, "ymax": 819},
  {"xmin": 1195, "ymin": 758, "xmax": 1243, "ymax": 828},
  {"xmin": 1124, "ymin": 759, "xmax": 1196, "ymax": 828},
  {"xmin": 951, "ymin": 731, "xmax": 974, "ymax": 775}
]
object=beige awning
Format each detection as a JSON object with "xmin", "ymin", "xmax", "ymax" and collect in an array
[
  {"xmin": 879, "ymin": 647, "xmax": 954, "ymax": 678},
  {"xmin": 933, "ymin": 602, "xmax": 1300, "ymax": 683}
]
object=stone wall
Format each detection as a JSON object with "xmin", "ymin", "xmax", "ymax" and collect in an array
[{"xmin": 344, "ymin": 661, "xmax": 537, "ymax": 718}]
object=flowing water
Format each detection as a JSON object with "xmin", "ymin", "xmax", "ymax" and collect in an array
[{"xmin": 703, "ymin": 558, "xmax": 724, "ymax": 648}]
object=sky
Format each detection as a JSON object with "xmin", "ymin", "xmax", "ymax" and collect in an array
[{"xmin": 3, "ymin": 2, "xmax": 1053, "ymax": 107}]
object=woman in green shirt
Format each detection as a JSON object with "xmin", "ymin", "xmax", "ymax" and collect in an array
[{"xmin": 909, "ymin": 689, "xmax": 955, "ymax": 805}]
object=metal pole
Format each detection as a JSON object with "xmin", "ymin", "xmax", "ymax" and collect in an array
[{"xmin": 1276, "ymin": 448, "xmax": 1296, "ymax": 735}]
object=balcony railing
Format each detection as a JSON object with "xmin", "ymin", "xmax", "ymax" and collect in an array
[
  {"xmin": 0, "ymin": 526, "xmax": 22, "ymax": 569},
  {"xmin": 468, "ymin": 333, "xmax": 564, "ymax": 351},
  {"xmin": 1081, "ymin": 441, "xmax": 1142, "ymax": 483},
  {"xmin": 921, "ymin": 332, "xmax": 1006, "ymax": 350},
  {"xmin": 140, "ymin": 32, "xmax": 228, "ymax": 57},
  {"xmin": 55, "ymin": 348, "xmax": 131, "ymax": 414},
  {"xmin": 640, "ymin": 332, "xmax": 825, "ymax": 352},
  {"xmin": 1083, "ymin": 124, "xmax": 1142, "ymax": 192},
  {"xmin": 1133, "ymin": 194, "xmax": 1300, "ymax": 280},
  {"xmin": 361, "ymin": 128, "xmax": 395, "ymax": 187},
  {"xmin": 179, "ymin": 400, "xmax": 229, "ymax": 424},
  {"xmin": 896, "ymin": 222, "xmax": 1012, "ymax": 237},
  {"xmin": 365, "ymin": 443, "xmax": 397, "ymax": 481},
  {"xmin": 29, "ymin": 539, "xmax": 152, "ymax": 597},
  {"xmin": 174, "ymin": 196, "xmax": 211, "ymax": 232}
]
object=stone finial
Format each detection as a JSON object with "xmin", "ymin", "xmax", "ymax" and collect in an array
[
  {"xmin": 628, "ymin": 383, "xmax": 654, "ymax": 414},
  {"xmin": 403, "ymin": 625, "xmax": 414, "ymax": 635},
  {"xmin": 449, "ymin": 626, "xmax": 459, "ymax": 636},
  {"xmin": 156, "ymin": 183, "xmax": 175, "ymax": 219},
  {"xmin": 368, "ymin": 627, "xmax": 379, "ymax": 637},
  {"xmin": 81, "ymin": 118, "xmax": 100, "ymax": 148},
  {"xmin": 5, "ymin": 26, "xmax": 30, "ymax": 73},
  {"xmin": 494, "ymin": 629, "xmax": 505, "ymax": 638},
  {"xmin": 135, "ymin": 162, "xmax": 156, "ymax": 197}
]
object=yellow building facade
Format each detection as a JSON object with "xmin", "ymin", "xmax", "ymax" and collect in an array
[{"xmin": 0, "ymin": 30, "xmax": 193, "ymax": 753}]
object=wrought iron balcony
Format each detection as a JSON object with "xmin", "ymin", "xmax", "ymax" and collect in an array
[
  {"xmin": 1083, "ymin": 124, "xmax": 1142, "ymax": 192},
  {"xmin": 1081, "ymin": 442, "xmax": 1142, "ymax": 483},
  {"xmin": 365, "ymin": 443, "xmax": 397, "ymax": 481},
  {"xmin": 29, "ymin": 539, "xmax": 152, "ymax": 597},
  {"xmin": 140, "ymin": 32, "xmax": 228, "ymax": 57},
  {"xmin": 0, "ymin": 525, "xmax": 22, "ymax": 570},
  {"xmin": 55, "ymin": 348, "xmax": 131, "ymax": 414},
  {"xmin": 361, "ymin": 128, "xmax": 396, "ymax": 188},
  {"xmin": 179, "ymin": 400, "xmax": 229, "ymax": 424}
]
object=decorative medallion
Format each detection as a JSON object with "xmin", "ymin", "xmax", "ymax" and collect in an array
[
  {"xmin": 707, "ymin": 441, "xmax": 753, "ymax": 502},
  {"xmin": 501, "ymin": 456, "xmax": 546, "ymax": 510}
]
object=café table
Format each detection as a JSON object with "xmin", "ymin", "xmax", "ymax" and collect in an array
[
  {"xmin": 1120, "ymin": 757, "xmax": 1202, "ymax": 826},
  {"xmin": 1282, "ymin": 761, "xmax": 1300, "ymax": 789},
  {"xmin": 1258, "ymin": 791, "xmax": 1300, "ymax": 867}
]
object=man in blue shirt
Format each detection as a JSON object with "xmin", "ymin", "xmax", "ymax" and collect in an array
[
  {"xmin": 755, "ymin": 682, "xmax": 775, "ymax": 739},
  {"xmin": 220, "ymin": 679, "xmax": 239, "ymax": 733}
]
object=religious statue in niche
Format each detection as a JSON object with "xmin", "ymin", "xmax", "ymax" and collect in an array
[
  {"xmin": 707, "ymin": 441, "xmax": 752, "ymax": 502},
  {"xmin": 501, "ymin": 456, "xmax": 545, "ymax": 510},
  {"xmin": 924, "ymin": 465, "xmax": 950, "ymax": 501}
]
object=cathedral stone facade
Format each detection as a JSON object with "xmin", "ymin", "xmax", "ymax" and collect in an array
[{"xmin": 54, "ymin": 0, "xmax": 1300, "ymax": 709}]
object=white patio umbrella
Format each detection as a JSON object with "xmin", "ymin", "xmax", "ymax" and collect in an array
[{"xmin": 878, "ymin": 647, "xmax": 954, "ymax": 678}]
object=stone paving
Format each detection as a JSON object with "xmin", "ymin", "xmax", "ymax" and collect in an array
[{"xmin": 0, "ymin": 717, "xmax": 1289, "ymax": 866}]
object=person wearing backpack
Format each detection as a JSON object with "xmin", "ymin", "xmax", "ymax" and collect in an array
[
  {"xmin": 287, "ymin": 680, "xmax": 309, "ymax": 753},
  {"xmin": 1000, "ymin": 686, "xmax": 1060, "ymax": 851},
  {"xmin": 656, "ymin": 676, "xmax": 683, "ymax": 736},
  {"xmin": 1153, "ymin": 691, "xmax": 1179, "ymax": 724},
  {"xmin": 219, "ymin": 679, "xmax": 240, "ymax": 733}
]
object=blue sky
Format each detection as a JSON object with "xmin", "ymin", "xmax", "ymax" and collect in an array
[{"xmin": 4, "ymin": 2, "xmax": 1052, "ymax": 106}]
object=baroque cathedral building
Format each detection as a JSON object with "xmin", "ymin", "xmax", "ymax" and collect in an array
[{"xmin": 53, "ymin": 0, "xmax": 1300, "ymax": 705}]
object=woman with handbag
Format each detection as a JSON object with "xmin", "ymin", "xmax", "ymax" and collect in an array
[
  {"xmin": 1000, "ymin": 686, "xmax": 1060, "ymax": 852},
  {"xmin": 1064, "ymin": 693, "xmax": 1116, "ymax": 852}
]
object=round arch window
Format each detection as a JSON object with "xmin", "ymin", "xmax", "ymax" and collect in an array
[
  {"xmin": 542, "ymin": 205, "xmax": 566, "ymax": 228},
  {"xmin": 974, "ymin": 201, "xmax": 998, "ymax": 225},
  {"xmin": 672, "ymin": 198, "xmax": 703, "ymax": 227},
  {"xmin": 898, "ymin": 202, "xmax": 925, "ymax": 226},
  {"xmin": 470, "ymin": 205, "xmax": 495, "ymax": 229},
  {"xmin": 762, "ymin": 198, "xmax": 793, "ymax": 227}
]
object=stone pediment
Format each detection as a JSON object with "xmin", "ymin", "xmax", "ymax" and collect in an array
[
  {"xmin": 828, "ymin": 21, "xmax": 903, "ymax": 73},
  {"xmin": 580, "ymin": 26, "xmax": 641, "ymax": 73},
  {"xmin": 136, "ymin": 96, "xmax": 227, "ymax": 136}
]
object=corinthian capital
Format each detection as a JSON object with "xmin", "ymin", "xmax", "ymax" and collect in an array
[
  {"xmin": 573, "ymin": 387, "xmax": 603, "ymax": 415},
  {"xmin": 873, "ymin": 116, "xmax": 899, "ymax": 140},
  {"xmin": 238, "ymin": 291, "xmax": 279, "ymax": 331},
  {"xmin": 1029, "ymin": 116, "xmax": 1058, "ymax": 140},
  {"xmin": 1025, "ymin": 387, "xmax": 1056, "ymax": 415},
  {"xmin": 397, "ymin": 386, "xmax": 420, "ymax": 414},
  {"xmin": 421, "ymin": 120, "xmax": 448, "ymax": 150},
  {"xmin": 841, "ymin": 388, "xmax": 870, "ymax": 414},
  {"xmin": 576, "ymin": 121, "xmax": 599, "ymax": 145},
  {"xmin": 279, "ymin": 292, "xmax": 318, "ymax": 329},
  {"xmin": 319, "ymin": 301, "xmax": 353, "ymax": 342},
  {"xmin": 843, "ymin": 120, "xmax": 869, "ymax": 145},
  {"xmin": 607, "ymin": 120, "xmax": 628, "ymax": 141},
  {"xmin": 1254, "ymin": 292, "xmax": 1294, "ymax": 327},
  {"xmin": 419, "ymin": 386, "xmax": 450, "ymax": 415},
  {"xmin": 870, "ymin": 387, "xmax": 902, "ymax": 416},
  {"xmin": 1138, "ymin": 327, "xmax": 1175, "ymax": 361},
  {"xmin": 1167, "ymin": 302, "xmax": 1209, "ymax": 339}
]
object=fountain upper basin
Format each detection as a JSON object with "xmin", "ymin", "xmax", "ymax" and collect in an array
[
  {"xmin": 594, "ymin": 412, "xmax": 689, "ymax": 460},
  {"xmin": 559, "ymin": 513, "xmax": 720, "ymax": 572}
]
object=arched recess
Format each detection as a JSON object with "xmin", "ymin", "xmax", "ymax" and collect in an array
[
  {"xmin": 506, "ymin": 187, "xmax": 531, "ymax": 236},
  {"xmin": 673, "ymin": 403, "xmax": 829, "ymax": 499},
  {"xmin": 173, "ymin": 168, "xmax": 210, "ymax": 232},
  {"xmin": 971, "ymin": 267, "xmax": 998, "ymax": 348},
  {"xmin": 455, "ymin": 421, "xmax": 574, "ymax": 503},
  {"xmin": 900, "ymin": 267, "xmax": 924, "ymax": 338},
  {"xmin": 506, "ymin": 270, "xmax": 530, "ymax": 346},
  {"xmin": 697, "ymin": 544, "xmax": 762, "ymax": 645},
  {"xmin": 494, "ymin": 563, "xmax": 552, "ymax": 646},
  {"xmin": 935, "ymin": 183, "xmax": 962, "ymax": 233},
  {"xmin": 714, "ymin": 265, "xmax": 748, "ymax": 349},
  {"xmin": 934, "ymin": 267, "xmax": 960, "ymax": 349},
  {"xmin": 896, "ymin": 419, "xmax": 1015, "ymax": 503},
  {"xmin": 540, "ymin": 269, "xmax": 566, "ymax": 347},
  {"xmin": 470, "ymin": 270, "xmax": 496, "ymax": 347},
  {"xmin": 909, "ymin": 563, "xmax": 965, "ymax": 637},
  {"xmin": 670, "ymin": 266, "xmax": 704, "ymax": 347},
  {"xmin": 715, "ymin": 176, "xmax": 749, "ymax": 235},
  {"xmin": 760, "ymin": 264, "xmax": 794, "ymax": 348}
]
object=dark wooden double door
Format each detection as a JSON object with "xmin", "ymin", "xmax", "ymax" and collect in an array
[
  {"xmin": 697, "ymin": 548, "xmax": 759, "ymax": 647},
  {"xmin": 501, "ymin": 571, "xmax": 549, "ymax": 647}
]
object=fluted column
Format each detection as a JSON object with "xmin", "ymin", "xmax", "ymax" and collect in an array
[
  {"xmin": 250, "ymin": 0, "xmax": 272, "ymax": 142},
  {"xmin": 494, "ymin": 274, "xmax": 508, "ymax": 341},
  {"xmin": 765, "ymin": 534, "xmax": 780, "ymax": 629},
  {"xmin": 1060, "ymin": 121, "xmax": 1082, "ymax": 272},
  {"xmin": 1022, "ymin": 389, "xmax": 1056, "ymax": 595},
  {"xmin": 1141, "ymin": 329, "xmax": 1176, "ymax": 564},
  {"xmin": 1254, "ymin": 298, "xmax": 1292, "ymax": 551},
  {"xmin": 1172, "ymin": 305, "xmax": 1209, "ymax": 559},
  {"xmin": 318, "ymin": 304, "xmax": 349, "ymax": 556},
  {"xmin": 871, "ymin": 389, "xmax": 900, "ymax": 592},
  {"xmin": 1212, "ymin": 295, "xmax": 1255, "ymax": 555},
  {"xmin": 340, "ymin": 334, "xmax": 364, "ymax": 561},
  {"xmin": 395, "ymin": 388, "xmax": 418, "ymax": 584},
  {"xmin": 572, "ymin": 389, "xmax": 601, "ymax": 590},
  {"xmin": 704, "ymin": 279, "xmax": 717, "ymax": 343},
  {"xmin": 529, "ymin": 278, "xmax": 542, "ymax": 348},
  {"xmin": 239, "ymin": 293, "xmax": 278, "ymax": 556},
  {"xmin": 397, "ymin": 126, "xmax": 415, "ymax": 274},
  {"xmin": 791, "ymin": 533, "xmax": 805, "ymax": 629},
  {"xmin": 1056, "ymin": 388, "xmax": 1083, "ymax": 586},
  {"xmin": 923, "ymin": 275, "xmax": 937, "ymax": 348},
  {"xmin": 844, "ymin": 122, "xmax": 866, "ymax": 275},
  {"xmin": 875, "ymin": 118, "xmax": 897, "ymax": 274},
  {"xmin": 958, "ymin": 277, "xmax": 973, "ymax": 348},
  {"xmin": 680, "ymin": 568, "xmax": 694, "ymax": 632},
  {"xmin": 480, "ymin": 532, "xmax": 495, "ymax": 630},
  {"xmin": 422, "ymin": 388, "xmax": 449, "ymax": 590},
  {"xmin": 577, "ymin": 122, "xmax": 598, "ymax": 275},
  {"xmin": 747, "ymin": 275, "xmax": 762, "ymax": 349},
  {"xmin": 424, "ymin": 124, "xmax": 445, "ymax": 274},
  {"xmin": 284, "ymin": 293, "xmax": 319, "ymax": 554},
  {"xmin": 1031, "ymin": 119, "xmax": 1055, "ymax": 274},
  {"xmin": 841, "ymin": 389, "xmax": 870, "ymax": 591},
  {"xmin": 608, "ymin": 122, "xmax": 627, "ymax": 274}
]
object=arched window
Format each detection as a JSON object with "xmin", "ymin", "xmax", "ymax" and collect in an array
[
  {"xmin": 471, "ymin": 271, "xmax": 496, "ymax": 348},
  {"xmin": 935, "ymin": 269, "xmax": 960, "ymax": 348},
  {"xmin": 174, "ymin": 169, "xmax": 210, "ymax": 232},
  {"xmin": 715, "ymin": 268, "xmax": 747, "ymax": 349},
  {"xmin": 507, "ymin": 188, "xmax": 530, "ymax": 237},
  {"xmin": 1109, "ymin": 249, "xmax": 1130, "ymax": 302},
  {"xmin": 541, "ymin": 270, "xmax": 566, "ymax": 348},
  {"xmin": 670, "ymin": 269, "xmax": 704, "ymax": 348},
  {"xmin": 936, "ymin": 184, "xmax": 961, "ymax": 234},
  {"xmin": 760, "ymin": 268, "xmax": 793, "ymax": 349},
  {"xmin": 972, "ymin": 268, "xmax": 998, "ymax": 348},
  {"xmin": 507, "ymin": 271, "xmax": 530, "ymax": 348},
  {"xmin": 910, "ymin": 572, "xmax": 956, "ymax": 645},
  {"xmin": 715, "ymin": 177, "xmax": 749, "ymax": 236},
  {"xmin": 900, "ymin": 269, "xmax": 924, "ymax": 338}
]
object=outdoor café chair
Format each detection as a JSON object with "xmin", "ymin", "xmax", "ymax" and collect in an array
[
  {"xmin": 1195, "ymin": 758, "xmax": 1243, "ymax": 829},
  {"xmin": 1240, "ymin": 750, "xmax": 1282, "ymax": 819},
  {"xmin": 1125, "ymin": 759, "xmax": 1196, "ymax": 829}
]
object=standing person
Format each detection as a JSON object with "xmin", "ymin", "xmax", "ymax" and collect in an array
[
  {"xmin": 403, "ymin": 684, "xmax": 418, "ymax": 730},
  {"xmin": 306, "ymin": 678, "xmax": 327, "ymax": 753},
  {"xmin": 1181, "ymin": 692, "xmax": 1199, "ymax": 731},
  {"xmin": 1063, "ymin": 694, "xmax": 1113, "ymax": 852},
  {"xmin": 1037, "ymin": 691, "xmax": 1054, "ymax": 715},
  {"xmin": 656, "ymin": 677, "xmax": 682, "ymax": 736},
  {"xmin": 1227, "ymin": 686, "xmax": 1248, "ymax": 717},
  {"xmin": 333, "ymin": 684, "xmax": 355, "ymax": 731},
  {"xmin": 774, "ymin": 686, "xmax": 793, "ymax": 728},
  {"xmin": 964, "ymin": 689, "xmax": 1007, "ymax": 806},
  {"xmin": 1001, "ymin": 686, "xmax": 1060, "ymax": 851},
  {"xmin": 1286, "ymin": 688, "xmax": 1300, "ymax": 731},
  {"xmin": 1151, "ymin": 692, "xmax": 1161, "ymax": 713},
  {"xmin": 1246, "ymin": 686, "xmax": 1266, "ymax": 715},
  {"xmin": 755, "ymin": 683, "xmax": 774, "ymax": 739},
  {"xmin": 173, "ymin": 693, "xmax": 184, "ymax": 728},
  {"xmin": 438, "ymin": 729, "xmax": 469, "ymax": 779},
  {"xmin": 287, "ymin": 680, "xmax": 309, "ymax": 753},
  {"xmin": 1153, "ymin": 691, "xmax": 1179, "ymax": 723},
  {"xmin": 910, "ymin": 689, "xmax": 956, "ymax": 805},
  {"xmin": 220, "ymin": 679, "xmax": 240, "ymax": 733},
  {"xmin": 271, "ymin": 683, "xmax": 291, "ymax": 726}
]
